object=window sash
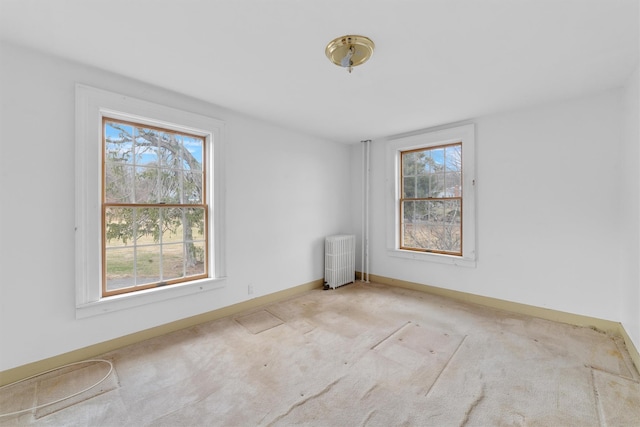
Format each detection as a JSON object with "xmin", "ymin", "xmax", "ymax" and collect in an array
[
  {"xmin": 399, "ymin": 142, "xmax": 462, "ymax": 256},
  {"xmin": 102, "ymin": 118, "xmax": 209, "ymax": 297}
]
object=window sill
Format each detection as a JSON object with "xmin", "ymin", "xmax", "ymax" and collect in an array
[
  {"xmin": 387, "ymin": 249, "xmax": 476, "ymax": 268},
  {"xmin": 76, "ymin": 277, "xmax": 226, "ymax": 319}
]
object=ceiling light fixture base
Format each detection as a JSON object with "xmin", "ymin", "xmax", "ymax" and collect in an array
[{"xmin": 325, "ymin": 35, "xmax": 375, "ymax": 73}]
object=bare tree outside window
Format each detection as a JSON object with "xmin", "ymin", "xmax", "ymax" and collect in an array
[
  {"xmin": 103, "ymin": 119, "xmax": 208, "ymax": 296},
  {"xmin": 400, "ymin": 143, "xmax": 462, "ymax": 255}
]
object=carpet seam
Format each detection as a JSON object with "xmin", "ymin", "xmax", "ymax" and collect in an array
[
  {"xmin": 425, "ymin": 335, "xmax": 468, "ymax": 398},
  {"xmin": 591, "ymin": 368, "xmax": 606, "ymax": 427},
  {"xmin": 370, "ymin": 321, "xmax": 412, "ymax": 350}
]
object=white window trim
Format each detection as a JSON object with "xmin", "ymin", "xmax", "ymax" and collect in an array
[
  {"xmin": 75, "ymin": 84, "xmax": 226, "ymax": 318},
  {"xmin": 385, "ymin": 123, "xmax": 476, "ymax": 267}
]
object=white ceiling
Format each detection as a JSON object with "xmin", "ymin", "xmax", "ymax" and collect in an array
[{"xmin": 1, "ymin": 0, "xmax": 638, "ymax": 143}]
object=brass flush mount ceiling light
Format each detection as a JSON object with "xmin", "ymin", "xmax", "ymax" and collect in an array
[{"xmin": 325, "ymin": 35, "xmax": 375, "ymax": 73}]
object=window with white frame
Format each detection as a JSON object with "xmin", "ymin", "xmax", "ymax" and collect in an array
[
  {"xmin": 102, "ymin": 118, "xmax": 209, "ymax": 297},
  {"xmin": 400, "ymin": 142, "xmax": 462, "ymax": 255},
  {"xmin": 76, "ymin": 85, "xmax": 226, "ymax": 317},
  {"xmin": 386, "ymin": 123, "xmax": 476, "ymax": 266}
]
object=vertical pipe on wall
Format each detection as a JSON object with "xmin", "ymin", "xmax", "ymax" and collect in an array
[
  {"xmin": 361, "ymin": 141, "xmax": 365, "ymax": 281},
  {"xmin": 362, "ymin": 140, "xmax": 371, "ymax": 283},
  {"xmin": 366, "ymin": 139, "xmax": 370, "ymax": 282}
]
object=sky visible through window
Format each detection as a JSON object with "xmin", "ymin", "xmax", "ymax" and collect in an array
[{"xmin": 104, "ymin": 122, "xmax": 203, "ymax": 167}]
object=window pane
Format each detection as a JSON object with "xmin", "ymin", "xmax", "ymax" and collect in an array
[
  {"xmin": 429, "ymin": 200, "xmax": 445, "ymax": 223},
  {"xmin": 158, "ymin": 167, "xmax": 182, "ymax": 203},
  {"xmin": 415, "ymin": 200, "xmax": 428, "ymax": 222},
  {"xmin": 444, "ymin": 171, "xmax": 461, "ymax": 196},
  {"xmin": 402, "ymin": 200, "xmax": 414, "ymax": 222},
  {"xmin": 431, "ymin": 149, "xmax": 445, "ymax": 197},
  {"xmin": 162, "ymin": 243, "xmax": 184, "ymax": 281},
  {"xmin": 105, "ymin": 247, "xmax": 135, "ymax": 291},
  {"xmin": 403, "ymin": 222, "xmax": 432, "ymax": 249},
  {"xmin": 159, "ymin": 132, "xmax": 179, "ymax": 168},
  {"xmin": 183, "ymin": 136, "xmax": 203, "ymax": 172},
  {"xmin": 184, "ymin": 170, "xmax": 203, "ymax": 204},
  {"xmin": 402, "ymin": 152, "xmax": 416, "ymax": 176},
  {"xmin": 441, "ymin": 200, "xmax": 461, "ymax": 252},
  {"xmin": 185, "ymin": 207, "xmax": 206, "ymax": 240},
  {"xmin": 429, "ymin": 172, "xmax": 443, "ymax": 198},
  {"xmin": 401, "ymin": 222, "xmax": 411, "ymax": 247},
  {"xmin": 135, "ymin": 127, "xmax": 159, "ymax": 166},
  {"xmin": 403, "ymin": 177, "xmax": 415, "ymax": 198},
  {"xmin": 430, "ymin": 148, "xmax": 445, "ymax": 169},
  {"xmin": 136, "ymin": 245, "xmax": 160, "ymax": 285},
  {"xmin": 416, "ymin": 175, "xmax": 430, "ymax": 198},
  {"xmin": 186, "ymin": 242, "xmax": 206, "ymax": 276},
  {"xmin": 105, "ymin": 164, "xmax": 133, "ymax": 203},
  {"xmin": 423, "ymin": 226, "xmax": 440, "ymax": 250},
  {"xmin": 105, "ymin": 122, "xmax": 133, "ymax": 164},
  {"xmin": 105, "ymin": 207, "xmax": 134, "ymax": 246},
  {"xmin": 136, "ymin": 207, "xmax": 160, "ymax": 242},
  {"xmin": 134, "ymin": 165, "xmax": 157, "ymax": 203},
  {"xmin": 445, "ymin": 200, "xmax": 461, "ymax": 225},
  {"xmin": 162, "ymin": 207, "xmax": 185, "ymax": 243},
  {"xmin": 401, "ymin": 201, "xmax": 412, "ymax": 247},
  {"xmin": 445, "ymin": 145, "xmax": 461, "ymax": 172}
]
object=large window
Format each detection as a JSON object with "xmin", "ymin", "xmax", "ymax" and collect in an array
[
  {"xmin": 76, "ymin": 85, "xmax": 226, "ymax": 317},
  {"xmin": 386, "ymin": 123, "xmax": 475, "ymax": 267},
  {"xmin": 400, "ymin": 143, "xmax": 462, "ymax": 255},
  {"xmin": 103, "ymin": 119, "xmax": 208, "ymax": 296}
]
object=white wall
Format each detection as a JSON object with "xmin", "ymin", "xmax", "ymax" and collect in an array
[
  {"xmin": 1, "ymin": 40, "xmax": 636, "ymax": 372},
  {"xmin": 353, "ymin": 89, "xmax": 628, "ymax": 324},
  {"xmin": 621, "ymin": 63, "xmax": 640, "ymax": 350},
  {"xmin": 0, "ymin": 42, "xmax": 352, "ymax": 371}
]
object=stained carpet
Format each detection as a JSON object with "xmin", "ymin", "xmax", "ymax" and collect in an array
[{"xmin": 1, "ymin": 282, "xmax": 639, "ymax": 426}]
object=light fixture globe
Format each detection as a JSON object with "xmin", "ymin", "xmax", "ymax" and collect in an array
[{"xmin": 325, "ymin": 35, "xmax": 375, "ymax": 73}]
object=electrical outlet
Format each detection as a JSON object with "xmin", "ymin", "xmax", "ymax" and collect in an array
[{"xmin": 248, "ymin": 283, "xmax": 254, "ymax": 295}]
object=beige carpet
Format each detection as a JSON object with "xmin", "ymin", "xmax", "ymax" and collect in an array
[{"xmin": 1, "ymin": 282, "xmax": 639, "ymax": 426}]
